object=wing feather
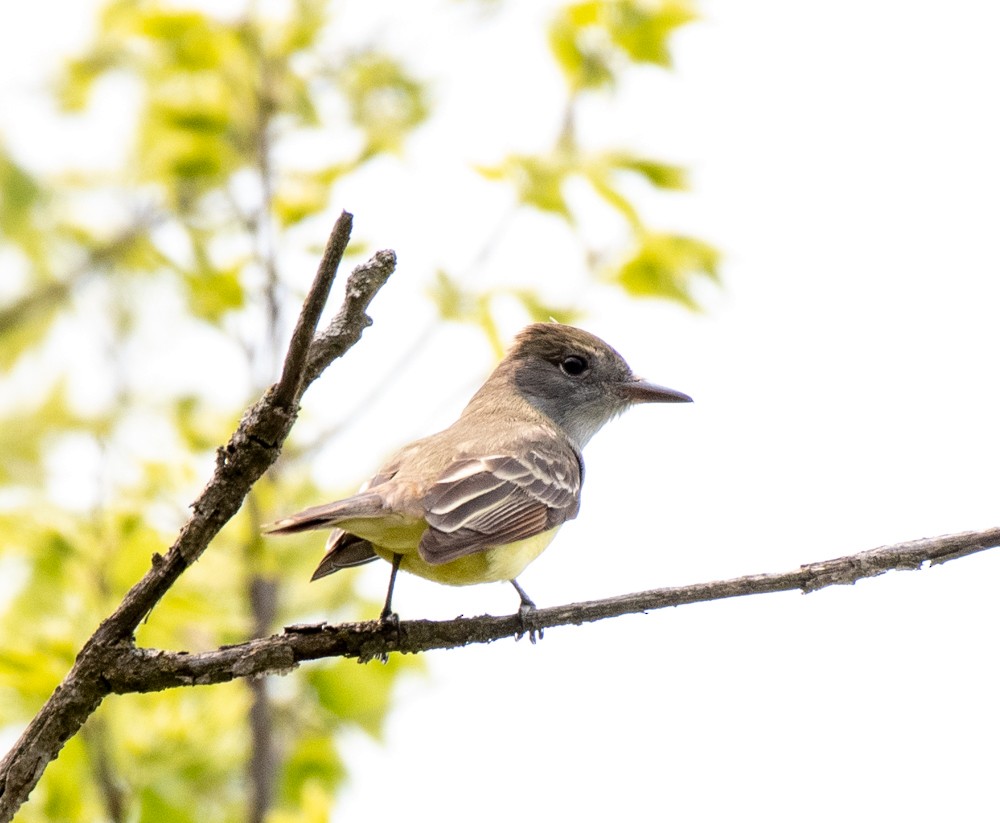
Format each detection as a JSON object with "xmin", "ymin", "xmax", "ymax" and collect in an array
[
  {"xmin": 419, "ymin": 442, "xmax": 582, "ymax": 565},
  {"xmin": 426, "ymin": 474, "xmax": 509, "ymax": 516},
  {"xmin": 311, "ymin": 531, "xmax": 378, "ymax": 580}
]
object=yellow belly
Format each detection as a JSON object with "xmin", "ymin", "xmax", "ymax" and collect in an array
[
  {"xmin": 335, "ymin": 516, "xmax": 427, "ymax": 551},
  {"xmin": 371, "ymin": 527, "xmax": 561, "ymax": 586}
]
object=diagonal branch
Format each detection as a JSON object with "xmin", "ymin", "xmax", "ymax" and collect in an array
[
  {"xmin": 93, "ymin": 525, "xmax": 1000, "ymax": 690},
  {"xmin": 0, "ymin": 212, "xmax": 396, "ymax": 823},
  {"xmin": 271, "ymin": 213, "xmax": 353, "ymax": 408},
  {"xmin": 304, "ymin": 248, "xmax": 398, "ymax": 385}
]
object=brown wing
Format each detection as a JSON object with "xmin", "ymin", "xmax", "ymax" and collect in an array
[{"xmin": 418, "ymin": 442, "xmax": 583, "ymax": 565}]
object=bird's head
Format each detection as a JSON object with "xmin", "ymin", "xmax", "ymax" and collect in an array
[{"xmin": 504, "ymin": 323, "xmax": 691, "ymax": 448}]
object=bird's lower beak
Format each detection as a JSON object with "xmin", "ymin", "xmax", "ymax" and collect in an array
[{"xmin": 624, "ymin": 378, "xmax": 693, "ymax": 404}]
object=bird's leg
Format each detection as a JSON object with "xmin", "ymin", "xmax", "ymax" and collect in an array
[
  {"xmin": 379, "ymin": 553, "xmax": 403, "ymax": 623},
  {"xmin": 510, "ymin": 578, "xmax": 543, "ymax": 644},
  {"xmin": 372, "ymin": 554, "xmax": 403, "ymax": 664}
]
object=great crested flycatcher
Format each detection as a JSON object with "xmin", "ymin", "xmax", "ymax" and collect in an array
[{"xmin": 266, "ymin": 322, "xmax": 691, "ymax": 622}]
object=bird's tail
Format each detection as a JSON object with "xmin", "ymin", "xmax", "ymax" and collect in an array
[
  {"xmin": 310, "ymin": 531, "xmax": 379, "ymax": 580},
  {"xmin": 262, "ymin": 491, "xmax": 385, "ymax": 534}
]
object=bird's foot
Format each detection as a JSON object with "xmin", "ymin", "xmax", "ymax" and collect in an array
[
  {"xmin": 375, "ymin": 609, "xmax": 400, "ymax": 663},
  {"xmin": 516, "ymin": 599, "xmax": 543, "ymax": 645},
  {"xmin": 510, "ymin": 578, "xmax": 543, "ymax": 644}
]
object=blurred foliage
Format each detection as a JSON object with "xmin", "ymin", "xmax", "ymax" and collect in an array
[
  {"xmin": 0, "ymin": 0, "xmax": 715, "ymax": 820},
  {"xmin": 428, "ymin": 270, "xmax": 582, "ymax": 357},
  {"xmin": 549, "ymin": 0, "xmax": 696, "ymax": 89},
  {"xmin": 480, "ymin": 0, "xmax": 716, "ymax": 307}
]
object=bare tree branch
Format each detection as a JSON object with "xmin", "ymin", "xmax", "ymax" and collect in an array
[
  {"xmin": 272, "ymin": 212, "xmax": 353, "ymax": 408},
  {"xmin": 0, "ymin": 212, "xmax": 396, "ymax": 823},
  {"xmin": 88, "ymin": 525, "xmax": 1000, "ymax": 688},
  {"xmin": 304, "ymin": 248, "xmax": 397, "ymax": 385}
]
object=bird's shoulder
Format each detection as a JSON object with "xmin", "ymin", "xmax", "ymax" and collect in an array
[
  {"xmin": 363, "ymin": 405, "xmax": 579, "ymax": 503},
  {"xmin": 381, "ymin": 410, "xmax": 576, "ymax": 477}
]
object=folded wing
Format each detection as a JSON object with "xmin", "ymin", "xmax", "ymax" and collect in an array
[{"xmin": 419, "ymin": 443, "xmax": 582, "ymax": 564}]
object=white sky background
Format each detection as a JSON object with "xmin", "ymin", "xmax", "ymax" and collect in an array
[{"xmin": 3, "ymin": 1, "xmax": 1000, "ymax": 821}]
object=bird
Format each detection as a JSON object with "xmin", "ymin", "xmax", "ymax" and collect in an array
[{"xmin": 265, "ymin": 322, "xmax": 691, "ymax": 630}]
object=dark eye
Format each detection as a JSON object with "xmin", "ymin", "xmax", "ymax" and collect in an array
[{"xmin": 560, "ymin": 355, "xmax": 588, "ymax": 377}]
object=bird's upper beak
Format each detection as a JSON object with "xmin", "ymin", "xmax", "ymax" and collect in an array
[{"xmin": 623, "ymin": 377, "xmax": 693, "ymax": 404}]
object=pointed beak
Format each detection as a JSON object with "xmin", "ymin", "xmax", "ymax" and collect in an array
[{"xmin": 623, "ymin": 378, "xmax": 693, "ymax": 404}]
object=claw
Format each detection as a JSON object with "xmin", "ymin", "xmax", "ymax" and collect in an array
[
  {"xmin": 517, "ymin": 601, "xmax": 543, "ymax": 644},
  {"xmin": 374, "ymin": 610, "xmax": 400, "ymax": 664},
  {"xmin": 510, "ymin": 578, "xmax": 543, "ymax": 644}
]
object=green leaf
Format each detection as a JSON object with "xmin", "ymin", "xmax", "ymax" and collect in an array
[
  {"xmin": 138, "ymin": 10, "xmax": 225, "ymax": 71},
  {"xmin": 548, "ymin": 12, "xmax": 614, "ymax": 90},
  {"xmin": 58, "ymin": 47, "xmax": 123, "ymax": 111},
  {"xmin": 306, "ymin": 655, "xmax": 411, "ymax": 738},
  {"xmin": 581, "ymin": 151, "xmax": 689, "ymax": 225},
  {"xmin": 584, "ymin": 166, "xmax": 641, "ymax": 226},
  {"xmin": 478, "ymin": 153, "xmax": 573, "ymax": 217},
  {"xmin": 281, "ymin": 71, "xmax": 322, "ymax": 128},
  {"xmin": 0, "ymin": 646, "xmax": 71, "ymax": 718},
  {"xmin": 139, "ymin": 72, "xmax": 245, "ymax": 190},
  {"xmin": 278, "ymin": 734, "xmax": 342, "ymax": 809},
  {"xmin": 277, "ymin": 0, "xmax": 328, "ymax": 54},
  {"xmin": 613, "ymin": 232, "xmax": 720, "ymax": 307},
  {"xmin": 0, "ymin": 147, "xmax": 45, "ymax": 237},
  {"xmin": 271, "ymin": 776, "xmax": 334, "ymax": 823},
  {"xmin": 549, "ymin": 0, "xmax": 697, "ymax": 89},
  {"xmin": 0, "ymin": 285, "xmax": 64, "ymax": 370},
  {"xmin": 427, "ymin": 269, "xmax": 474, "ymax": 322},
  {"xmin": 336, "ymin": 52, "xmax": 429, "ymax": 157},
  {"xmin": 181, "ymin": 264, "xmax": 246, "ymax": 321},
  {"xmin": 605, "ymin": 0, "xmax": 696, "ymax": 67},
  {"xmin": 608, "ymin": 153, "xmax": 688, "ymax": 190},
  {"xmin": 474, "ymin": 294, "xmax": 505, "ymax": 358},
  {"xmin": 177, "ymin": 232, "xmax": 247, "ymax": 321},
  {"xmin": 273, "ymin": 168, "xmax": 344, "ymax": 228}
]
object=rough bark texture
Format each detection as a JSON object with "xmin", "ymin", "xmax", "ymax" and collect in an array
[
  {"xmin": 0, "ymin": 212, "xmax": 397, "ymax": 822},
  {"xmin": 91, "ymin": 526, "xmax": 1000, "ymax": 682}
]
